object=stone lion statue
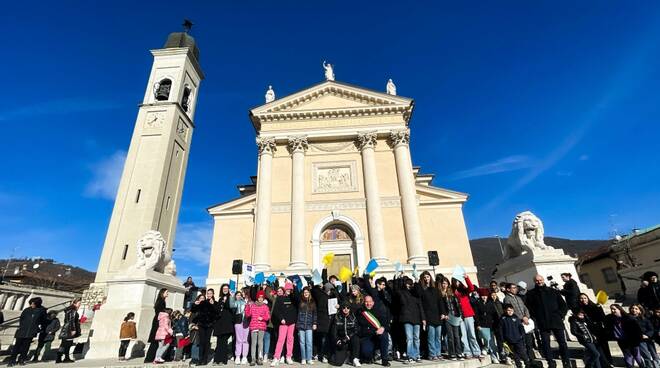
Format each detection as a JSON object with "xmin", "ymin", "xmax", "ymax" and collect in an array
[
  {"xmin": 132, "ymin": 230, "xmax": 176, "ymax": 276},
  {"xmin": 503, "ymin": 211, "xmax": 552, "ymax": 260}
]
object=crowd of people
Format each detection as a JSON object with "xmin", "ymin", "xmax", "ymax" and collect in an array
[
  {"xmin": 2, "ymin": 270, "xmax": 659, "ymax": 368},
  {"xmin": 138, "ymin": 269, "xmax": 660, "ymax": 368},
  {"xmin": 5, "ymin": 297, "xmax": 81, "ymax": 366}
]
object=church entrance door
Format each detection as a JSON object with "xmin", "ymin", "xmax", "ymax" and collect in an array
[{"xmin": 319, "ymin": 224, "xmax": 356, "ymax": 276}]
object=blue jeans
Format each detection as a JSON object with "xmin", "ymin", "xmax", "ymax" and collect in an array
[
  {"xmin": 427, "ymin": 324, "xmax": 442, "ymax": 358},
  {"xmin": 192, "ymin": 344, "xmax": 200, "ymax": 362},
  {"xmin": 403, "ymin": 323, "xmax": 420, "ymax": 360},
  {"xmin": 263, "ymin": 329, "xmax": 271, "ymax": 359},
  {"xmin": 298, "ymin": 329, "xmax": 313, "ymax": 361},
  {"xmin": 478, "ymin": 327, "xmax": 498, "ymax": 360},
  {"xmin": 460, "ymin": 317, "xmax": 481, "ymax": 356}
]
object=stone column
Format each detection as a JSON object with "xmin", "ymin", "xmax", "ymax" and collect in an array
[
  {"xmin": 357, "ymin": 132, "xmax": 389, "ymax": 263},
  {"xmin": 390, "ymin": 129, "xmax": 426, "ymax": 264},
  {"xmin": 288, "ymin": 136, "xmax": 309, "ymax": 269},
  {"xmin": 0, "ymin": 293, "xmax": 7, "ymax": 310},
  {"xmin": 253, "ymin": 137, "xmax": 277, "ymax": 271}
]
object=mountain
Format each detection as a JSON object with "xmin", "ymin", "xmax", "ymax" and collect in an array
[
  {"xmin": 469, "ymin": 237, "xmax": 610, "ymax": 285},
  {"xmin": 0, "ymin": 258, "xmax": 95, "ymax": 292}
]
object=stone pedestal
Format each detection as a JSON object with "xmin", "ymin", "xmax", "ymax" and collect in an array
[
  {"xmin": 85, "ymin": 270, "xmax": 185, "ymax": 359},
  {"xmin": 495, "ymin": 248, "xmax": 595, "ymax": 299}
]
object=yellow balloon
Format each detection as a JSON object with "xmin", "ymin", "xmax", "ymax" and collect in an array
[
  {"xmin": 596, "ymin": 290, "xmax": 608, "ymax": 305},
  {"xmin": 322, "ymin": 253, "xmax": 335, "ymax": 266},
  {"xmin": 339, "ymin": 266, "xmax": 352, "ymax": 282}
]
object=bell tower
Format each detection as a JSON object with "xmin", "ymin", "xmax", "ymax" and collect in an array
[{"xmin": 94, "ymin": 28, "xmax": 204, "ymax": 285}]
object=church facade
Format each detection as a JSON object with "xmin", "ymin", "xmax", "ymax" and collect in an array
[{"xmin": 207, "ymin": 77, "xmax": 476, "ymax": 287}]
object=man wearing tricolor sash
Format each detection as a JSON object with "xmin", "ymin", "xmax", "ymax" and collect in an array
[{"xmin": 358, "ymin": 295, "xmax": 391, "ymax": 367}]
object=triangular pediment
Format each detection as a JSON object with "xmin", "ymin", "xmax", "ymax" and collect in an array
[
  {"xmin": 250, "ymin": 80, "xmax": 413, "ymax": 127},
  {"xmin": 207, "ymin": 194, "xmax": 256, "ymax": 216},
  {"xmin": 416, "ymin": 184, "xmax": 469, "ymax": 205}
]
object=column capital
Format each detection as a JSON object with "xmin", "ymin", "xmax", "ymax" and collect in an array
[
  {"xmin": 256, "ymin": 136, "xmax": 276, "ymax": 155},
  {"xmin": 287, "ymin": 135, "xmax": 309, "ymax": 154},
  {"xmin": 388, "ymin": 129, "xmax": 410, "ymax": 148},
  {"xmin": 356, "ymin": 132, "xmax": 378, "ymax": 151}
]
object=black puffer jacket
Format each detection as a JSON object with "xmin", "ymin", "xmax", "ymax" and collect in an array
[
  {"xmin": 332, "ymin": 312, "xmax": 359, "ymax": 340},
  {"xmin": 474, "ymin": 300, "xmax": 499, "ymax": 329},
  {"xmin": 525, "ymin": 285, "xmax": 568, "ymax": 330},
  {"xmin": 59, "ymin": 306, "xmax": 80, "ymax": 340},
  {"xmin": 14, "ymin": 306, "xmax": 47, "ymax": 339},
  {"xmin": 190, "ymin": 299, "xmax": 217, "ymax": 328},
  {"xmin": 393, "ymin": 279, "xmax": 425, "ymax": 325},
  {"xmin": 569, "ymin": 316, "xmax": 597, "ymax": 344},
  {"xmin": 605, "ymin": 314, "xmax": 643, "ymax": 349},
  {"xmin": 415, "ymin": 284, "xmax": 446, "ymax": 326},
  {"xmin": 272, "ymin": 294, "xmax": 298, "ymax": 325}
]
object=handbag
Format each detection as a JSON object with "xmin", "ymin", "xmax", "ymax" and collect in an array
[{"xmin": 177, "ymin": 336, "xmax": 191, "ymax": 349}]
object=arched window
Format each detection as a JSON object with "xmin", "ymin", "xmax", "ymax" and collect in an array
[
  {"xmin": 181, "ymin": 85, "xmax": 192, "ymax": 112},
  {"xmin": 321, "ymin": 224, "xmax": 353, "ymax": 242},
  {"xmin": 154, "ymin": 78, "xmax": 172, "ymax": 101}
]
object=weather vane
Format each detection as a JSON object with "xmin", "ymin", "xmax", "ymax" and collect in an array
[{"xmin": 183, "ymin": 19, "xmax": 194, "ymax": 33}]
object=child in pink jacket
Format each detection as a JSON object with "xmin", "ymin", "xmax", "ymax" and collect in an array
[
  {"xmin": 245, "ymin": 290, "xmax": 271, "ymax": 365},
  {"xmin": 154, "ymin": 308, "xmax": 173, "ymax": 364}
]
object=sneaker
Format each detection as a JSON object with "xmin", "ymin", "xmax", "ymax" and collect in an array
[
  {"xmin": 382, "ymin": 361, "xmax": 391, "ymax": 367},
  {"xmin": 403, "ymin": 359, "xmax": 412, "ymax": 364},
  {"xmin": 257, "ymin": 359, "xmax": 264, "ymax": 366},
  {"xmin": 353, "ymin": 358, "xmax": 361, "ymax": 367},
  {"xmin": 450, "ymin": 356, "xmax": 458, "ymax": 361},
  {"xmin": 251, "ymin": 362, "xmax": 256, "ymax": 367},
  {"xmin": 285, "ymin": 357, "xmax": 293, "ymax": 365},
  {"xmin": 307, "ymin": 360, "xmax": 314, "ymax": 365},
  {"xmin": 270, "ymin": 360, "xmax": 279, "ymax": 367},
  {"xmin": 242, "ymin": 358, "xmax": 249, "ymax": 365},
  {"xmin": 236, "ymin": 357, "xmax": 242, "ymax": 365},
  {"xmin": 302, "ymin": 361, "xmax": 307, "ymax": 365},
  {"xmin": 322, "ymin": 358, "xmax": 328, "ymax": 364},
  {"xmin": 280, "ymin": 357, "xmax": 285, "ymax": 364},
  {"xmin": 458, "ymin": 355, "xmax": 465, "ymax": 361}
]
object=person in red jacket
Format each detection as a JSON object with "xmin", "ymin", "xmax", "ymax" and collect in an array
[{"xmin": 452, "ymin": 275, "xmax": 481, "ymax": 358}]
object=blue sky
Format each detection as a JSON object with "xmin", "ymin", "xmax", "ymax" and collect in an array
[{"xmin": 1, "ymin": 2, "xmax": 659, "ymax": 283}]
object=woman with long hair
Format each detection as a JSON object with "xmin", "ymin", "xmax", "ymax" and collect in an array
[
  {"xmin": 213, "ymin": 284, "xmax": 235, "ymax": 365},
  {"xmin": 578, "ymin": 293, "xmax": 612, "ymax": 366},
  {"xmin": 630, "ymin": 304, "xmax": 660, "ymax": 368},
  {"xmin": 297, "ymin": 287, "xmax": 317, "ymax": 364},
  {"xmin": 438, "ymin": 277, "xmax": 462, "ymax": 360},
  {"xmin": 418, "ymin": 271, "xmax": 445, "ymax": 360},
  {"xmin": 606, "ymin": 304, "xmax": 644, "ymax": 368},
  {"xmin": 56, "ymin": 298, "xmax": 81, "ymax": 363},
  {"xmin": 145, "ymin": 288, "xmax": 168, "ymax": 363},
  {"xmin": 231, "ymin": 290, "xmax": 249, "ymax": 365}
]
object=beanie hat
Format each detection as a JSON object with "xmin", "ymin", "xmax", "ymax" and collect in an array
[
  {"xmin": 517, "ymin": 281, "xmax": 527, "ymax": 289},
  {"xmin": 324, "ymin": 282, "xmax": 334, "ymax": 292},
  {"xmin": 477, "ymin": 288, "xmax": 490, "ymax": 297},
  {"xmin": 284, "ymin": 282, "xmax": 294, "ymax": 291},
  {"xmin": 256, "ymin": 290, "xmax": 266, "ymax": 299}
]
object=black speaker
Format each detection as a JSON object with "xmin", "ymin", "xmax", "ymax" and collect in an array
[
  {"xmin": 427, "ymin": 251, "xmax": 439, "ymax": 266},
  {"xmin": 232, "ymin": 260, "xmax": 243, "ymax": 275}
]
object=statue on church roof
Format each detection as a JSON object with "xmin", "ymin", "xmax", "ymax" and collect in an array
[
  {"xmin": 265, "ymin": 85, "xmax": 275, "ymax": 103},
  {"xmin": 323, "ymin": 61, "xmax": 335, "ymax": 81},
  {"xmin": 386, "ymin": 79, "xmax": 397, "ymax": 95}
]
